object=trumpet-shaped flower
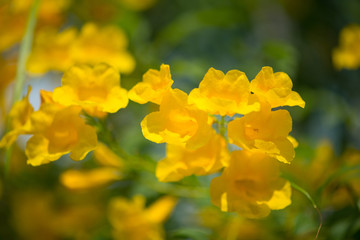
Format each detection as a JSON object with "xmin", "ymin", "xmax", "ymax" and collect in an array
[
  {"xmin": 27, "ymin": 28, "xmax": 77, "ymax": 74},
  {"xmin": 188, "ymin": 68, "xmax": 259, "ymax": 116},
  {"xmin": 53, "ymin": 63, "xmax": 128, "ymax": 117},
  {"xmin": 128, "ymin": 64, "xmax": 173, "ymax": 104},
  {"xmin": 141, "ymin": 89, "xmax": 213, "ymax": 149},
  {"xmin": 25, "ymin": 105, "xmax": 97, "ymax": 166},
  {"xmin": 0, "ymin": 87, "xmax": 34, "ymax": 148},
  {"xmin": 210, "ymin": 150, "xmax": 291, "ymax": 219},
  {"xmin": 227, "ymin": 105, "xmax": 294, "ymax": 164},
  {"xmin": 156, "ymin": 132, "xmax": 229, "ymax": 182},
  {"xmin": 72, "ymin": 23, "xmax": 135, "ymax": 74},
  {"xmin": 250, "ymin": 67, "xmax": 305, "ymax": 109},
  {"xmin": 333, "ymin": 24, "xmax": 360, "ymax": 70},
  {"xmin": 108, "ymin": 195, "xmax": 177, "ymax": 240}
]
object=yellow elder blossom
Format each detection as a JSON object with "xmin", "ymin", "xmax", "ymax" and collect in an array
[
  {"xmin": 53, "ymin": 63, "xmax": 128, "ymax": 117},
  {"xmin": 141, "ymin": 89, "xmax": 213, "ymax": 149},
  {"xmin": 71, "ymin": 23, "xmax": 135, "ymax": 74},
  {"xmin": 0, "ymin": 4, "xmax": 27, "ymax": 52},
  {"xmin": 108, "ymin": 195, "xmax": 177, "ymax": 240},
  {"xmin": 128, "ymin": 64, "xmax": 173, "ymax": 104},
  {"xmin": 250, "ymin": 67, "xmax": 305, "ymax": 109},
  {"xmin": 60, "ymin": 168, "xmax": 122, "ymax": 190},
  {"xmin": 26, "ymin": 105, "xmax": 97, "ymax": 166},
  {"xmin": 188, "ymin": 67, "xmax": 259, "ymax": 116},
  {"xmin": 0, "ymin": 87, "xmax": 34, "ymax": 148},
  {"xmin": 210, "ymin": 150, "xmax": 291, "ymax": 219},
  {"xmin": 156, "ymin": 132, "xmax": 230, "ymax": 182},
  {"xmin": 0, "ymin": 0, "xmax": 69, "ymax": 52},
  {"xmin": 60, "ymin": 143, "xmax": 124, "ymax": 190},
  {"xmin": 333, "ymin": 24, "xmax": 360, "ymax": 70},
  {"xmin": 12, "ymin": 190, "xmax": 103, "ymax": 240},
  {"xmin": 94, "ymin": 143, "xmax": 124, "ymax": 168},
  {"xmin": 27, "ymin": 28, "xmax": 77, "ymax": 74},
  {"xmin": 27, "ymin": 23, "xmax": 135, "ymax": 75},
  {"xmin": 228, "ymin": 104, "xmax": 295, "ymax": 164}
]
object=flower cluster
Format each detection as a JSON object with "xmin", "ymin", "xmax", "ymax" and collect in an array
[
  {"xmin": 131, "ymin": 64, "xmax": 305, "ymax": 218},
  {"xmin": 27, "ymin": 23, "xmax": 135, "ymax": 75},
  {"xmin": 333, "ymin": 24, "xmax": 360, "ymax": 70},
  {"xmin": 0, "ymin": 63, "xmax": 129, "ymax": 166}
]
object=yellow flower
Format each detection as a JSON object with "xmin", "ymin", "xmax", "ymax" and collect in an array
[
  {"xmin": 25, "ymin": 105, "xmax": 97, "ymax": 166},
  {"xmin": 227, "ymin": 105, "xmax": 294, "ymax": 164},
  {"xmin": 53, "ymin": 63, "xmax": 129, "ymax": 117},
  {"xmin": 27, "ymin": 27, "xmax": 77, "ymax": 74},
  {"xmin": 60, "ymin": 143, "xmax": 124, "ymax": 190},
  {"xmin": 12, "ymin": 0, "xmax": 70, "ymax": 22},
  {"xmin": 0, "ymin": 87, "xmax": 34, "ymax": 148},
  {"xmin": 128, "ymin": 64, "xmax": 173, "ymax": 104},
  {"xmin": 156, "ymin": 132, "xmax": 229, "ymax": 182},
  {"xmin": 188, "ymin": 67, "xmax": 259, "ymax": 116},
  {"xmin": 333, "ymin": 24, "xmax": 360, "ymax": 70},
  {"xmin": 94, "ymin": 143, "xmax": 124, "ymax": 168},
  {"xmin": 0, "ymin": 0, "xmax": 69, "ymax": 52},
  {"xmin": 108, "ymin": 195, "xmax": 177, "ymax": 240},
  {"xmin": 60, "ymin": 168, "xmax": 122, "ymax": 190},
  {"xmin": 210, "ymin": 150, "xmax": 291, "ymax": 219},
  {"xmin": 0, "ymin": 5, "xmax": 27, "ymax": 52},
  {"xmin": 250, "ymin": 66, "xmax": 305, "ymax": 109},
  {"xmin": 72, "ymin": 23, "xmax": 135, "ymax": 74},
  {"xmin": 12, "ymin": 190, "xmax": 103, "ymax": 240},
  {"xmin": 141, "ymin": 89, "xmax": 213, "ymax": 149}
]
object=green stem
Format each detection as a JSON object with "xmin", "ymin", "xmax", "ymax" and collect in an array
[
  {"xmin": 291, "ymin": 181, "xmax": 322, "ymax": 240},
  {"xmin": 12, "ymin": 0, "xmax": 40, "ymax": 104},
  {"xmin": 4, "ymin": 0, "xmax": 40, "ymax": 175},
  {"xmin": 219, "ymin": 116, "xmax": 226, "ymax": 137}
]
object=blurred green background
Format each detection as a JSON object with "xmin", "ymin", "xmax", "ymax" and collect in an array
[{"xmin": 1, "ymin": 0, "xmax": 360, "ymax": 239}]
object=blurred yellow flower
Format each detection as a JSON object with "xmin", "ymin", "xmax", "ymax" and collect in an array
[
  {"xmin": 0, "ymin": 87, "xmax": 34, "ymax": 148},
  {"xmin": 128, "ymin": 64, "xmax": 173, "ymax": 104},
  {"xmin": 72, "ymin": 23, "xmax": 135, "ymax": 74},
  {"xmin": 333, "ymin": 24, "xmax": 360, "ymax": 70},
  {"xmin": 156, "ymin": 132, "xmax": 229, "ymax": 182},
  {"xmin": 12, "ymin": 0, "xmax": 70, "ymax": 22},
  {"xmin": 0, "ymin": 56, "xmax": 16, "ymax": 93},
  {"xmin": 12, "ymin": 190, "xmax": 103, "ymax": 240},
  {"xmin": 250, "ymin": 66, "xmax": 305, "ymax": 109},
  {"xmin": 25, "ymin": 105, "xmax": 97, "ymax": 166},
  {"xmin": 27, "ymin": 28, "xmax": 77, "ymax": 74},
  {"xmin": 228, "ymin": 105, "xmax": 295, "ymax": 164},
  {"xmin": 141, "ymin": 89, "xmax": 213, "ymax": 149},
  {"xmin": 0, "ymin": 4, "xmax": 27, "ymax": 52},
  {"xmin": 0, "ymin": 0, "xmax": 69, "ymax": 52},
  {"xmin": 108, "ymin": 195, "xmax": 177, "ymax": 240},
  {"xmin": 27, "ymin": 23, "xmax": 135, "ymax": 75},
  {"xmin": 60, "ymin": 168, "xmax": 122, "ymax": 190},
  {"xmin": 188, "ymin": 67, "xmax": 259, "ymax": 116},
  {"xmin": 210, "ymin": 150, "xmax": 291, "ymax": 219},
  {"xmin": 199, "ymin": 207, "xmax": 268, "ymax": 240},
  {"xmin": 53, "ymin": 63, "xmax": 129, "ymax": 117},
  {"xmin": 94, "ymin": 143, "xmax": 124, "ymax": 168}
]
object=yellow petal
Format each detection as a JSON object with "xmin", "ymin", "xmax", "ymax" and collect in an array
[
  {"xmin": 94, "ymin": 143, "xmax": 123, "ymax": 168},
  {"xmin": 144, "ymin": 196, "xmax": 177, "ymax": 223},
  {"xmin": 60, "ymin": 168, "xmax": 121, "ymax": 190}
]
